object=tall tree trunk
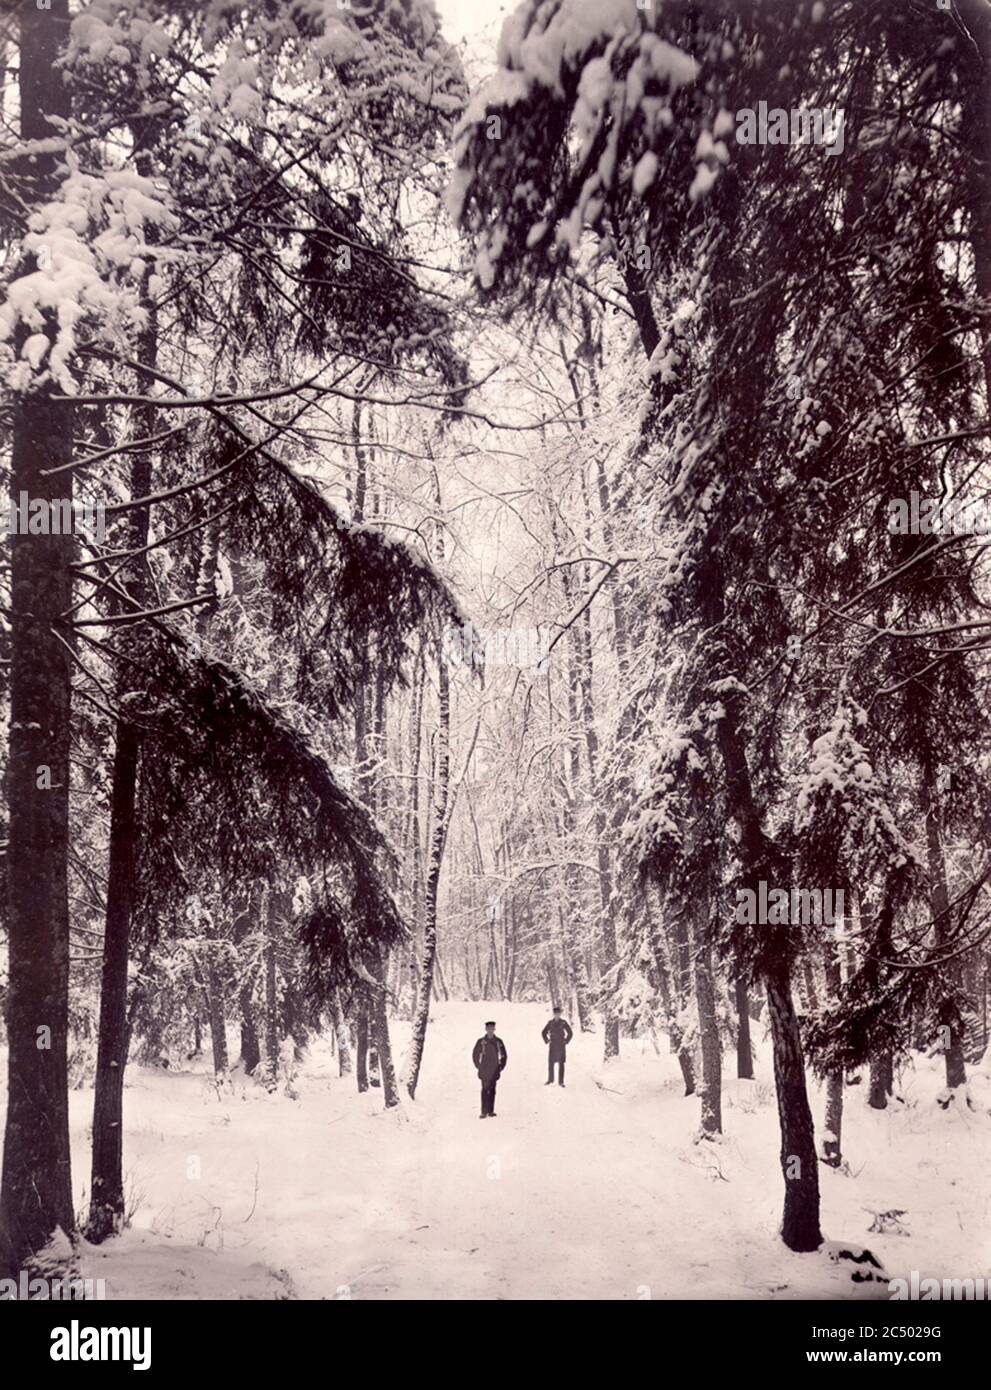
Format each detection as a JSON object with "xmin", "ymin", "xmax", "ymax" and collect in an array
[
  {"xmin": 564, "ymin": 346, "xmax": 623, "ymax": 1060},
  {"xmin": 355, "ymin": 1008, "xmax": 369, "ymax": 1093},
  {"xmin": 820, "ymin": 939, "xmax": 844, "ymax": 1167},
  {"xmin": 87, "ymin": 167, "xmax": 159, "ymax": 1241},
  {"xmin": 406, "ymin": 514, "xmax": 451, "ymax": 1098},
  {"xmin": 87, "ymin": 715, "xmax": 142, "ymax": 1240},
  {"xmin": 644, "ymin": 900, "xmax": 692, "ymax": 1095},
  {"xmin": 557, "ymin": 772, "xmax": 595, "ymax": 1032},
  {"xmin": 822, "ymin": 1074, "xmax": 844, "ymax": 1169},
  {"xmin": 963, "ymin": 2, "xmax": 991, "ymax": 415},
  {"xmin": 564, "ymin": 583, "xmax": 618, "ymax": 1056},
  {"xmin": 365, "ymin": 682, "xmax": 398, "ymax": 1108},
  {"xmin": 801, "ymin": 958, "xmax": 820, "ymax": 1015},
  {"xmin": 239, "ymin": 999, "xmax": 261, "ymax": 1075},
  {"xmin": 734, "ymin": 971, "xmax": 754, "ymax": 1080},
  {"xmin": 618, "ymin": 177, "xmax": 822, "ymax": 1247},
  {"xmin": 405, "ymin": 711, "xmax": 449, "ymax": 1094},
  {"xmin": 402, "ymin": 642, "xmax": 426, "ymax": 1007},
  {"xmin": 868, "ymin": 1054, "xmax": 893, "ymax": 1110},
  {"xmin": 707, "ymin": 563, "xmax": 821, "ymax": 1248},
  {"xmin": 487, "ymin": 902, "xmax": 506, "ymax": 1000},
  {"xmin": 233, "ymin": 893, "xmax": 261, "ymax": 1076},
  {"xmin": 328, "ymin": 996, "xmax": 352, "ymax": 1076},
  {"xmin": 202, "ymin": 911, "xmax": 228, "ymax": 1077},
  {"xmin": 766, "ymin": 964, "xmax": 822, "ymax": 1251},
  {"xmin": 920, "ymin": 759, "xmax": 967, "ymax": 1091},
  {"xmin": 207, "ymin": 961, "xmax": 229, "ymax": 1076},
  {"xmin": 587, "ymin": 756, "xmax": 620, "ymax": 1057},
  {"xmin": 865, "ymin": 890, "xmax": 895, "ymax": 1110},
  {"xmin": 349, "ymin": 437, "xmax": 399, "ymax": 1107},
  {"xmin": 262, "ymin": 890, "xmax": 279, "ymax": 1092},
  {"xmin": 546, "ymin": 954, "xmax": 561, "ymax": 1009},
  {"xmin": 369, "ymin": 963, "xmax": 399, "ymax": 1107},
  {"xmin": 691, "ymin": 909, "xmax": 722, "ymax": 1137},
  {"xmin": 653, "ymin": 926, "xmax": 695, "ymax": 1096},
  {"xmin": 0, "ymin": 0, "xmax": 76, "ymax": 1279},
  {"xmin": 504, "ymin": 906, "xmax": 519, "ymax": 1000},
  {"xmin": 558, "ymin": 903, "xmax": 593, "ymax": 1031}
]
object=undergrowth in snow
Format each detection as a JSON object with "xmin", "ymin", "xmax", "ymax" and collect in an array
[{"xmin": 4, "ymin": 1002, "xmax": 984, "ymax": 1300}]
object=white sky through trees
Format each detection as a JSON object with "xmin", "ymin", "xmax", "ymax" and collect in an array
[{"xmin": 436, "ymin": 0, "xmax": 509, "ymax": 53}]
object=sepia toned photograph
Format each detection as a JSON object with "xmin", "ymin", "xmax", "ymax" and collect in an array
[{"xmin": 0, "ymin": 0, "xmax": 989, "ymax": 1360}]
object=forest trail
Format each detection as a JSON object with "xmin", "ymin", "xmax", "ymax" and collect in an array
[
  {"xmin": 4, "ymin": 0, "xmax": 991, "ymax": 1320},
  {"xmin": 60, "ymin": 999, "xmax": 989, "ymax": 1301},
  {"xmin": 379, "ymin": 1001, "xmax": 691, "ymax": 1300}
]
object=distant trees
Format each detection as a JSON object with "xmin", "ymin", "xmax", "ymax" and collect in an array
[
  {"xmin": 450, "ymin": 0, "xmax": 991, "ymax": 1249},
  {"xmin": 1, "ymin": 0, "xmax": 465, "ymax": 1272},
  {"xmin": 2, "ymin": 0, "xmax": 990, "ymax": 1286}
]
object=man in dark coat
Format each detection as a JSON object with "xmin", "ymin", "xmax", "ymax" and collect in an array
[
  {"xmin": 542, "ymin": 1006, "xmax": 573, "ymax": 1086},
  {"xmin": 472, "ymin": 1021, "xmax": 507, "ymax": 1117}
]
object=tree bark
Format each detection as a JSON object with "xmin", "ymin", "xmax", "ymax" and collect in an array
[
  {"xmin": 87, "ymin": 716, "xmax": 141, "ymax": 1241},
  {"xmin": 328, "ymin": 996, "xmax": 352, "ymax": 1076},
  {"xmin": 962, "ymin": 2, "xmax": 991, "ymax": 414},
  {"xmin": 655, "ymin": 938, "xmax": 695, "ymax": 1095},
  {"xmin": 0, "ymin": 0, "xmax": 76, "ymax": 1279},
  {"xmin": 920, "ymin": 759, "xmax": 967, "ymax": 1091},
  {"xmin": 691, "ymin": 910, "xmax": 722, "ymax": 1137},
  {"xmin": 206, "ymin": 915, "xmax": 230, "ymax": 1077},
  {"xmin": 349, "ymin": 444, "xmax": 399, "ymax": 1107},
  {"xmin": 706, "ymin": 560, "xmax": 821, "ymax": 1248},
  {"xmin": 568, "ymin": 587, "xmax": 619, "ymax": 1055},
  {"xmin": 866, "ymin": 889, "xmax": 895, "ymax": 1110},
  {"xmin": 822, "ymin": 1073, "xmax": 844, "ymax": 1169},
  {"xmin": 369, "ymin": 958, "xmax": 399, "ymax": 1107},
  {"xmin": 86, "ymin": 166, "xmax": 159, "ymax": 1241},
  {"xmin": 355, "ymin": 1008, "xmax": 369, "ymax": 1093},
  {"xmin": 262, "ymin": 891, "xmax": 279, "ymax": 1092},
  {"xmin": 405, "ymin": 521, "xmax": 451, "ymax": 1099},
  {"xmin": 558, "ymin": 903, "xmax": 593, "ymax": 1031},
  {"xmin": 233, "ymin": 894, "xmax": 260, "ymax": 1076},
  {"xmin": 820, "ymin": 940, "xmax": 844, "ymax": 1167},
  {"xmin": 766, "ymin": 964, "xmax": 822, "ymax": 1251},
  {"xmin": 734, "ymin": 971, "xmax": 754, "ymax": 1080},
  {"xmin": 403, "ymin": 650, "xmax": 447, "ymax": 1095},
  {"xmin": 239, "ymin": 1003, "xmax": 261, "ymax": 1075},
  {"xmin": 868, "ymin": 1053, "xmax": 893, "ymax": 1110}
]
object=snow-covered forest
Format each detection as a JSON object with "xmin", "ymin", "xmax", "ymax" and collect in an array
[{"xmin": 0, "ymin": 0, "xmax": 990, "ymax": 1309}]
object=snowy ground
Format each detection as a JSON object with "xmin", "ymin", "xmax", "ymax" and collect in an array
[{"xmin": 3, "ymin": 1001, "xmax": 989, "ymax": 1299}]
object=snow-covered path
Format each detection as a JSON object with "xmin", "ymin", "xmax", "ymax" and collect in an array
[
  {"xmin": 51, "ymin": 1000, "xmax": 990, "ymax": 1300},
  {"xmin": 373, "ymin": 1002, "xmax": 691, "ymax": 1300}
]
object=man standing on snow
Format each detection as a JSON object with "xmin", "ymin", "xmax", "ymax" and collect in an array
[
  {"xmin": 472, "ymin": 1021, "xmax": 507, "ymax": 1118},
  {"xmin": 542, "ymin": 1006, "xmax": 573, "ymax": 1087}
]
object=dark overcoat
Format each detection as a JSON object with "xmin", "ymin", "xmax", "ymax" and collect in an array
[
  {"xmin": 472, "ymin": 1034, "xmax": 507, "ymax": 1082},
  {"xmin": 542, "ymin": 1017, "xmax": 573, "ymax": 1062}
]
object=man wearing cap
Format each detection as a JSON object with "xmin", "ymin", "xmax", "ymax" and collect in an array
[
  {"xmin": 472, "ymin": 1021, "xmax": 507, "ymax": 1118},
  {"xmin": 542, "ymin": 1006, "xmax": 573, "ymax": 1087}
]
